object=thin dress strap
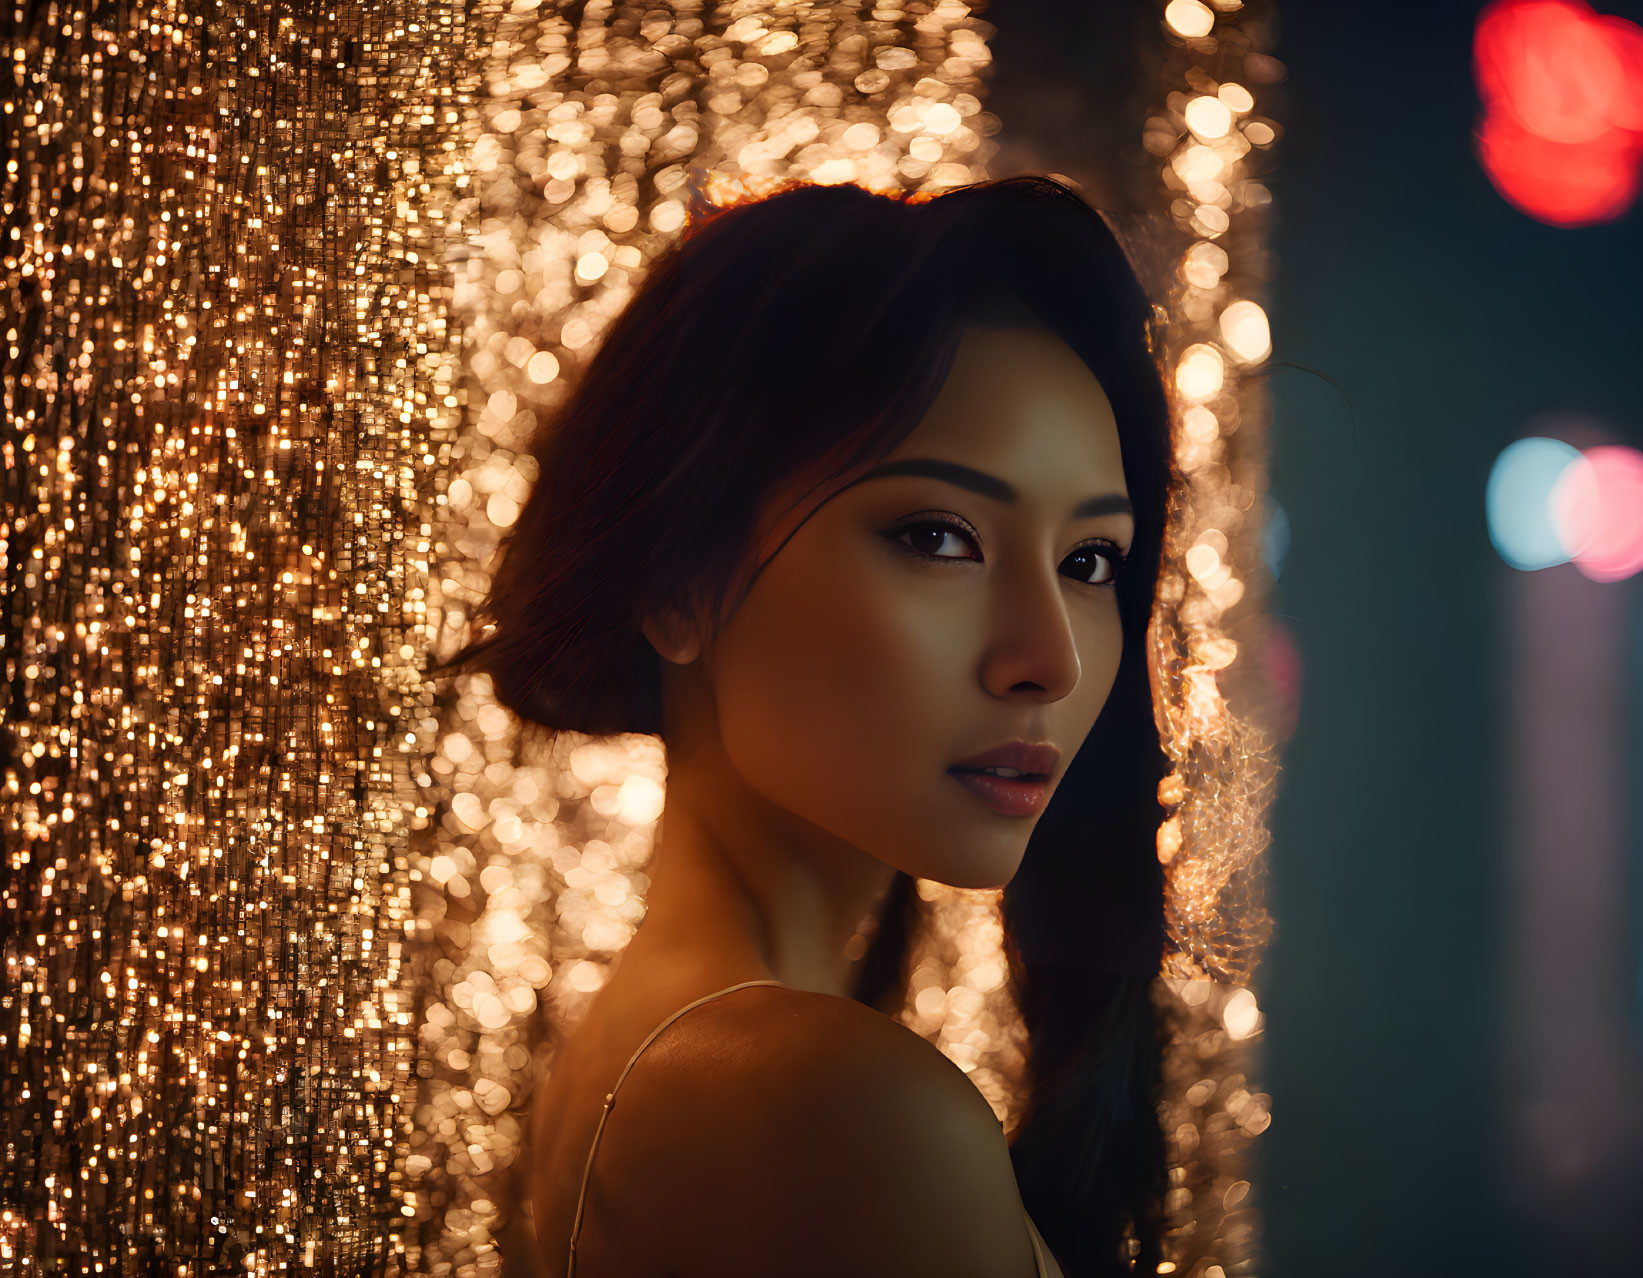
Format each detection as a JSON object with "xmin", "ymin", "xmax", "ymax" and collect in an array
[
  {"xmin": 1024, "ymin": 1209, "xmax": 1053, "ymax": 1278},
  {"xmin": 565, "ymin": 978, "xmax": 784, "ymax": 1277}
]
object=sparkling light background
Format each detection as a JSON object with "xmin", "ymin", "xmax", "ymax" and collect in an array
[
  {"xmin": 2, "ymin": 1, "xmax": 1279, "ymax": 1273},
  {"xmin": 1139, "ymin": 3, "xmax": 1280, "ymax": 1274},
  {"xmin": 0, "ymin": 0, "xmax": 466, "ymax": 1270}
]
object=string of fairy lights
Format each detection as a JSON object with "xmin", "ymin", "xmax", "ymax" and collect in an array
[{"xmin": 1, "ymin": 1, "xmax": 1279, "ymax": 1273}]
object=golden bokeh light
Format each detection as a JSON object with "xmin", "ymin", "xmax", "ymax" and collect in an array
[
  {"xmin": 1183, "ymin": 240, "xmax": 1232, "ymax": 289},
  {"xmin": 1, "ymin": 1, "xmax": 449, "ymax": 1268},
  {"xmin": 1185, "ymin": 94, "xmax": 1236, "ymax": 139},
  {"xmin": 1144, "ymin": 5, "xmax": 1281, "ymax": 1275},
  {"xmin": 1219, "ymin": 81, "xmax": 1257, "ymax": 115},
  {"xmin": 1220, "ymin": 298, "xmax": 1274, "ymax": 363},
  {"xmin": 1165, "ymin": 0, "xmax": 1217, "ymax": 40},
  {"xmin": 1176, "ymin": 343, "xmax": 1228, "ymax": 401}
]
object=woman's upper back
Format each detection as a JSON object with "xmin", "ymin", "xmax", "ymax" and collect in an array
[{"xmin": 530, "ymin": 974, "xmax": 1054, "ymax": 1278}]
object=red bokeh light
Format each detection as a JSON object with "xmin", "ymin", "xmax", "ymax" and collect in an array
[
  {"xmin": 1473, "ymin": 0, "xmax": 1643, "ymax": 225},
  {"xmin": 1476, "ymin": 110, "xmax": 1643, "ymax": 224}
]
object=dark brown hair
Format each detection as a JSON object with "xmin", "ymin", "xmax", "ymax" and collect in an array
[{"xmin": 442, "ymin": 175, "xmax": 1175, "ymax": 1276}]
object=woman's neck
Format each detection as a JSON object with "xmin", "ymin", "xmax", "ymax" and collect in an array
[{"xmin": 628, "ymin": 739, "xmax": 899, "ymax": 999}]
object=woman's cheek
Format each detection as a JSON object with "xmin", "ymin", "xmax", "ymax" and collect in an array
[
  {"xmin": 714, "ymin": 560, "xmax": 952, "ymax": 820},
  {"xmin": 711, "ymin": 575, "xmax": 880, "ymax": 787}
]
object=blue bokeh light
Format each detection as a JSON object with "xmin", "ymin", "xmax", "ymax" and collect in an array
[{"xmin": 1486, "ymin": 437, "xmax": 1582, "ymax": 571}]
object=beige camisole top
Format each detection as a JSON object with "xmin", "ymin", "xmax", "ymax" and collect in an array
[{"xmin": 564, "ymin": 978, "xmax": 1056, "ymax": 1278}]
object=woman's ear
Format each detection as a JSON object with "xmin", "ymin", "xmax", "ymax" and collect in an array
[{"xmin": 640, "ymin": 607, "xmax": 703, "ymax": 666}]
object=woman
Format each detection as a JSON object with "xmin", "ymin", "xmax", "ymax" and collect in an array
[{"xmin": 451, "ymin": 175, "xmax": 1176, "ymax": 1277}]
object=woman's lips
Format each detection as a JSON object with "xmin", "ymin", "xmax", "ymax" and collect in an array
[{"xmin": 947, "ymin": 767, "xmax": 1051, "ymax": 817}]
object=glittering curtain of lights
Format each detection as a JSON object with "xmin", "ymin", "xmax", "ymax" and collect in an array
[
  {"xmin": 1144, "ymin": 2, "xmax": 1282, "ymax": 1274},
  {"xmin": 1, "ymin": 0, "xmax": 466, "ymax": 1270},
  {"xmin": 2, "ymin": 0, "xmax": 1280, "ymax": 1273}
]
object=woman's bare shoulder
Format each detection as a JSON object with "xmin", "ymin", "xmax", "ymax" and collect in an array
[
  {"xmin": 602, "ymin": 985, "xmax": 1039, "ymax": 1278},
  {"xmin": 614, "ymin": 982, "xmax": 983, "ymax": 1119}
]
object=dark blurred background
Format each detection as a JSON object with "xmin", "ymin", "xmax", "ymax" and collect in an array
[{"xmin": 987, "ymin": 3, "xmax": 1643, "ymax": 1275}]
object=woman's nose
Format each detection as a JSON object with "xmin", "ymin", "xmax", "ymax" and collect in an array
[{"xmin": 976, "ymin": 562, "xmax": 1085, "ymax": 703}]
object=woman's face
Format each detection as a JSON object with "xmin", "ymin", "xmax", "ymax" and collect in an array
[{"xmin": 692, "ymin": 325, "xmax": 1135, "ymax": 890}]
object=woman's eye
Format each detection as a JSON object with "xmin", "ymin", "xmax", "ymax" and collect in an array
[
  {"xmin": 1063, "ymin": 543, "xmax": 1126, "ymax": 587},
  {"xmin": 890, "ymin": 518, "xmax": 1126, "ymax": 587},
  {"xmin": 893, "ymin": 520, "xmax": 979, "ymax": 561}
]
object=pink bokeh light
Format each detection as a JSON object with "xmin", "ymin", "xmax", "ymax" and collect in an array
[{"xmin": 1549, "ymin": 445, "xmax": 1643, "ymax": 581}]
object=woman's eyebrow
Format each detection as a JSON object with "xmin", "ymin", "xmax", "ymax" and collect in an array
[{"xmin": 849, "ymin": 457, "xmax": 1134, "ymax": 520}]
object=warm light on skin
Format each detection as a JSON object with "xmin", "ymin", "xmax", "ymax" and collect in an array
[{"xmin": 633, "ymin": 325, "xmax": 1135, "ymax": 996}]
